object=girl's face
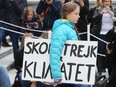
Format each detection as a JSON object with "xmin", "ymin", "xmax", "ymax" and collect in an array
[
  {"xmin": 103, "ymin": 0, "xmax": 111, "ymax": 8},
  {"xmin": 66, "ymin": 7, "xmax": 80, "ymax": 24},
  {"xmin": 27, "ymin": 11, "xmax": 33, "ymax": 20}
]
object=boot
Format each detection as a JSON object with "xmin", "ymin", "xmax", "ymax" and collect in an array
[{"xmin": 2, "ymin": 37, "xmax": 11, "ymax": 47}]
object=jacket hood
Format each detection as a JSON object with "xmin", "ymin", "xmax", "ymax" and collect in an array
[{"xmin": 52, "ymin": 19, "xmax": 75, "ymax": 32}]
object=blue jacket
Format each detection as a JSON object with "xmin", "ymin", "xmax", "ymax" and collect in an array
[{"xmin": 50, "ymin": 19, "xmax": 78, "ymax": 79}]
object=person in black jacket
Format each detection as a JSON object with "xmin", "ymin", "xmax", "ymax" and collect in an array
[
  {"xmin": 0, "ymin": 0, "xmax": 27, "ymax": 61},
  {"xmin": 36, "ymin": 0, "xmax": 62, "ymax": 38},
  {"xmin": 87, "ymin": 0, "xmax": 103, "ymax": 76},
  {"xmin": 15, "ymin": 34, "xmax": 33, "ymax": 87},
  {"xmin": 87, "ymin": 0, "xmax": 116, "ymax": 75},
  {"xmin": 21, "ymin": 7, "xmax": 42, "ymax": 37},
  {"xmin": 105, "ymin": 22, "xmax": 116, "ymax": 87},
  {"xmin": 72, "ymin": 0, "xmax": 89, "ymax": 40},
  {"xmin": 36, "ymin": 0, "xmax": 62, "ymax": 30},
  {"xmin": 87, "ymin": 0, "xmax": 103, "ymax": 40}
]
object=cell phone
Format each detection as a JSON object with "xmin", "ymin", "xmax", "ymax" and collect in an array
[
  {"xmin": 105, "ymin": 7, "xmax": 110, "ymax": 12},
  {"xmin": 27, "ymin": 22, "xmax": 36, "ymax": 27}
]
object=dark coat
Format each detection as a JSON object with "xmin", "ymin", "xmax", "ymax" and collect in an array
[
  {"xmin": 0, "ymin": 0, "xmax": 27, "ymax": 30},
  {"xmin": 36, "ymin": 0, "xmax": 62, "ymax": 30},
  {"xmin": 87, "ymin": 7, "xmax": 102, "ymax": 35},
  {"xmin": 76, "ymin": 0, "xmax": 89, "ymax": 32},
  {"xmin": 0, "ymin": 9, "xmax": 4, "ymax": 20},
  {"xmin": 0, "ymin": 0, "xmax": 8, "ymax": 20}
]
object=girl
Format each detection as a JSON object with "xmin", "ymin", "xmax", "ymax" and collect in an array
[
  {"xmin": 50, "ymin": 2, "xmax": 80, "ymax": 87},
  {"xmin": 22, "ymin": 7, "xmax": 42, "ymax": 37}
]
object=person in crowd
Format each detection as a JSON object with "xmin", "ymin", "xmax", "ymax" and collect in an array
[
  {"xmin": 15, "ymin": 33, "xmax": 35, "ymax": 87},
  {"xmin": 88, "ymin": 0, "xmax": 115, "ymax": 75},
  {"xmin": 0, "ymin": 65, "xmax": 11, "ymax": 87},
  {"xmin": 0, "ymin": 0, "xmax": 27, "ymax": 61},
  {"xmin": 71, "ymin": 0, "xmax": 89, "ymax": 40},
  {"xmin": 87, "ymin": 0, "xmax": 103, "ymax": 76},
  {"xmin": 15, "ymin": 33, "xmax": 34, "ymax": 87},
  {"xmin": 50, "ymin": 2, "xmax": 80, "ymax": 87},
  {"xmin": 36, "ymin": 0, "xmax": 62, "ymax": 38},
  {"xmin": 105, "ymin": 22, "xmax": 116, "ymax": 87},
  {"xmin": 19, "ymin": 7, "xmax": 43, "ymax": 48},
  {"xmin": 21, "ymin": 7, "xmax": 42, "ymax": 38},
  {"xmin": 15, "ymin": 7, "xmax": 52, "ymax": 87},
  {"xmin": 87, "ymin": 0, "xmax": 103, "ymax": 38}
]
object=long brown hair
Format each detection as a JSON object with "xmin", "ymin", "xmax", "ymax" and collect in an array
[
  {"xmin": 22, "ymin": 7, "xmax": 37, "ymax": 24},
  {"xmin": 95, "ymin": 0, "xmax": 103, "ymax": 7},
  {"xmin": 61, "ymin": 2, "xmax": 80, "ymax": 19}
]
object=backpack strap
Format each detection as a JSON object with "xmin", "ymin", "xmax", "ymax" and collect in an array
[{"xmin": 44, "ymin": 6, "xmax": 50, "ymax": 17}]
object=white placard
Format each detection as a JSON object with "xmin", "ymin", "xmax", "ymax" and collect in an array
[{"xmin": 22, "ymin": 38, "xmax": 98, "ymax": 85}]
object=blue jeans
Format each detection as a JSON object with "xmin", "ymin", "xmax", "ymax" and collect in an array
[
  {"xmin": 18, "ymin": 72, "xmax": 31, "ymax": 87},
  {"xmin": 0, "ymin": 65, "xmax": 11, "ymax": 87},
  {"xmin": 0, "ymin": 25, "xmax": 19, "ymax": 60}
]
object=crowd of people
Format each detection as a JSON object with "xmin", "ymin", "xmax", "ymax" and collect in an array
[{"xmin": 0, "ymin": 0, "xmax": 116, "ymax": 87}]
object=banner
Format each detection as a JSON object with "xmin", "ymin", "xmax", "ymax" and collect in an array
[{"xmin": 22, "ymin": 38, "xmax": 98, "ymax": 85}]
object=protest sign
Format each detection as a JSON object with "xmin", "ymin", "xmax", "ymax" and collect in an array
[{"xmin": 22, "ymin": 38, "xmax": 98, "ymax": 84}]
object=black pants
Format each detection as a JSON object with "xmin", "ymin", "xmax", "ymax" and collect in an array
[
  {"xmin": 97, "ymin": 55, "xmax": 106, "ymax": 74},
  {"xmin": 56, "ymin": 84, "xmax": 75, "ymax": 87},
  {"xmin": 108, "ymin": 67, "xmax": 116, "ymax": 87}
]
